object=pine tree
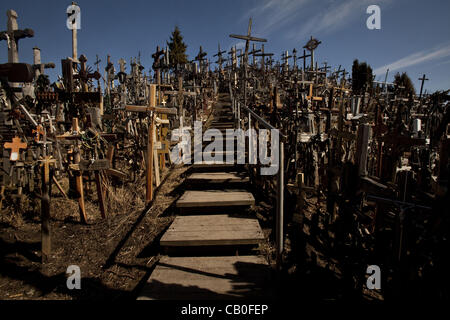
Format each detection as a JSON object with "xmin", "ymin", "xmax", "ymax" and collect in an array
[
  {"xmin": 393, "ymin": 72, "xmax": 415, "ymax": 97},
  {"xmin": 352, "ymin": 59, "xmax": 373, "ymax": 94},
  {"xmin": 167, "ymin": 26, "xmax": 188, "ymax": 70}
]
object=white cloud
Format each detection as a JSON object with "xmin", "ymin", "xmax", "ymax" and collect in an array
[
  {"xmin": 373, "ymin": 44, "xmax": 450, "ymax": 76},
  {"xmin": 286, "ymin": 0, "xmax": 391, "ymax": 42},
  {"xmin": 241, "ymin": 0, "xmax": 312, "ymax": 37}
]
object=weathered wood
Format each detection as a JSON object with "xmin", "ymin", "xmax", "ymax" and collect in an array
[
  {"xmin": 94, "ymin": 172, "xmax": 106, "ymax": 219},
  {"xmin": 78, "ymin": 159, "xmax": 110, "ymax": 171},
  {"xmin": 160, "ymin": 215, "xmax": 264, "ymax": 246},
  {"xmin": 72, "ymin": 118, "xmax": 87, "ymax": 223},
  {"xmin": 176, "ymin": 190, "xmax": 255, "ymax": 208},
  {"xmin": 187, "ymin": 172, "xmax": 249, "ymax": 184},
  {"xmin": 138, "ymin": 256, "xmax": 272, "ymax": 300}
]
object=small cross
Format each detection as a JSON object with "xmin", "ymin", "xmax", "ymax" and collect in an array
[
  {"xmin": 4, "ymin": 136, "xmax": 27, "ymax": 161},
  {"xmin": 32, "ymin": 125, "xmax": 45, "ymax": 142}
]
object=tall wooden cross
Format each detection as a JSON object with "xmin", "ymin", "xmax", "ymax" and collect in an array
[
  {"xmin": 303, "ymin": 36, "xmax": 321, "ymax": 71},
  {"xmin": 213, "ymin": 43, "xmax": 226, "ymax": 72},
  {"xmin": 297, "ymin": 49, "xmax": 311, "ymax": 72},
  {"xmin": 418, "ymin": 74, "xmax": 429, "ymax": 100},
  {"xmin": 229, "ymin": 18, "xmax": 267, "ymax": 68},
  {"xmin": 0, "ymin": 10, "xmax": 34, "ymax": 63}
]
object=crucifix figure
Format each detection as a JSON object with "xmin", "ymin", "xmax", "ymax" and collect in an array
[{"xmin": 0, "ymin": 10, "xmax": 34, "ymax": 63}]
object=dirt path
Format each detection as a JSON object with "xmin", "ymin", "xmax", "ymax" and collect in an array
[{"xmin": 0, "ymin": 165, "xmax": 189, "ymax": 300}]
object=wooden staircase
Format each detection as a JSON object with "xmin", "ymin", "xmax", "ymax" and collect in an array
[{"xmin": 138, "ymin": 94, "xmax": 273, "ymax": 300}]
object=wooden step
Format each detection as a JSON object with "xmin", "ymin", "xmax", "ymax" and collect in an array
[
  {"xmin": 160, "ymin": 214, "xmax": 264, "ymax": 247},
  {"xmin": 176, "ymin": 190, "xmax": 255, "ymax": 208},
  {"xmin": 186, "ymin": 172, "xmax": 249, "ymax": 184},
  {"xmin": 192, "ymin": 161, "xmax": 238, "ymax": 169},
  {"xmin": 137, "ymin": 255, "xmax": 272, "ymax": 300}
]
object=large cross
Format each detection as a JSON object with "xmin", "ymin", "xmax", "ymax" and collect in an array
[
  {"xmin": 4, "ymin": 136, "xmax": 27, "ymax": 161},
  {"xmin": 229, "ymin": 18, "xmax": 267, "ymax": 69},
  {"xmin": 0, "ymin": 10, "xmax": 34, "ymax": 63}
]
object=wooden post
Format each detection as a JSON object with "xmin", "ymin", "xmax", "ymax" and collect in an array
[
  {"xmin": 73, "ymin": 118, "xmax": 87, "ymax": 223},
  {"xmin": 146, "ymin": 85, "xmax": 157, "ymax": 203},
  {"xmin": 41, "ymin": 156, "xmax": 54, "ymax": 263}
]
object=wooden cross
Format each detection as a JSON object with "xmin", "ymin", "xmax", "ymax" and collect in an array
[
  {"xmin": 4, "ymin": 136, "xmax": 27, "ymax": 161},
  {"xmin": 213, "ymin": 43, "xmax": 226, "ymax": 71},
  {"xmin": 297, "ymin": 49, "xmax": 311, "ymax": 71},
  {"xmin": 229, "ymin": 18, "xmax": 267, "ymax": 68},
  {"xmin": 418, "ymin": 74, "xmax": 429, "ymax": 100},
  {"xmin": 254, "ymin": 44, "xmax": 273, "ymax": 72},
  {"xmin": 306, "ymin": 84, "xmax": 323, "ymax": 102},
  {"xmin": 0, "ymin": 10, "xmax": 34, "ymax": 63},
  {"xmin": 303, "ymin": 36, "xmax": 321, "ymax": 71},
  {"xmin": 32, "ymin": 124, "xmax": 45, "ymax": 142},
  {"xmin": 248, "ymin": 43, "xmax": 261, "ymax": 67},
  {"xmin": 32, "ymin": 47, "xmax": 55, "ymax": 78}
]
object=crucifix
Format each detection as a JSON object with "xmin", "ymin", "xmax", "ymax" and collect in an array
[
  {"xmin": 254, "ymin": 44, "xmax": 273, "ymax": 72},
  {"xmin": 0, "ymin": 10, "xmax": 34, "ymax": 63},
  {"xmin": 152, "ymin": 45, "xmax": 165, "ymax": 104},
  {"xmin": 194, "ymin": 46, "xmax": 207, "ymax": 74},
  {"xmin": 281, "ymin": 50, "xmax": 292, "ymax": 75},
  {"xmin": 248, "ymin": 43, "xmax": 261, "ymax": 67},
  {"xmin": 229, "ymin": 18, "xmax": 267, "ymax": 106},
  {"xmin": 105, "ymin": 54, "xmax": 115, "ymax": 94},
  {"xmin": 213, "ymin": 43, "xmax": 226, "ymax": 72},
  {"xmin": 297, "ymin": 49, "xmax": 311, "ymax": 72},
  {"xmin": 125, "ymin": 85, "xmax": 177, "ymax": 203},
  {"xmin": 418, "ymin": 74, "xmax": 429, "ymax": 101},
  {"xmin": 303, "ymin": 36, "xmax": 321, "ymax": 71}
]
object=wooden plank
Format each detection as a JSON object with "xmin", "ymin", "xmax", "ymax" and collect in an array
[
  {"xmin": 176, "ymin": 190, "xmax": 255, "ymax": 208},
  {"xmin": 187, "ymin": 172, "xmax": 249, "ymax": 184},
  {"xmin": 192, "ymin": 161, "xmax": 237, "ymax": 169},
  {"xmin": 137, "ymin": 256, "xmax": 272, "ymax": 300},
  {"xmin": 161, "ymin": 215, "xmax": 264, "ymax": 246}
]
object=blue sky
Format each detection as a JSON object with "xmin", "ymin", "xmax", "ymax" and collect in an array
[{"xmin": 0, "ymin": 0, "xmax": 449, "ymax": 93}]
